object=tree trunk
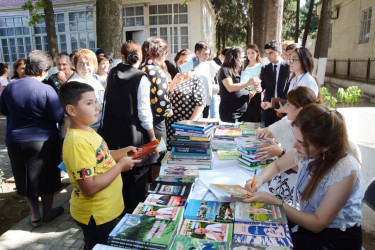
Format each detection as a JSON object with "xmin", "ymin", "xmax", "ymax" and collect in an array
[
  {"xmin": 264, "ymin": 0, "xmax": 284, "ymax": 44},
  {"xmin": 43, "ymin": 0, "xmax": 58, "ymax": 62},
  {"xmin": 96, "ymin": 0, "xmax": 123, "ymax": 58},
  {"xmin": 314, "ymin": 0, "xmax": 332, "ymax": 84},
  {"xmin": 216, "ymin": 23, "xmax": 221, "ymax": 51},
  {"xmin": 302, "ymin": 0, "xmax": 315, "ymax": 46},
  {"xmin": 294, "ymin": 0, "xmax": 300, "ymax": 42},
  {"xmin": 253, "ymin": 0, "xmax": 266, "ymax": 55}
]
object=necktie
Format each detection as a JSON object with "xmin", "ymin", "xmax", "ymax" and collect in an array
[{"xmin": 274, "ymin": 64, "xmax": 278, "ymax": 97}]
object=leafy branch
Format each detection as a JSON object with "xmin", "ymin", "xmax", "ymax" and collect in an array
[{"xmin": 21, "ymin": 0, "xmax": 47, "ymax": 26}]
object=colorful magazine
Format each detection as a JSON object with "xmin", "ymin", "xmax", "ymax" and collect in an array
[
  {"xmin": 159, "ymin": 165, "xmax": 199, "ymax": 179},
  {"xmin": 179, "ymin": 219, "xmax": 233, "ymax": 245},
  {"xmin": 232, "ymin": 221, "xmax": 293, "ymax": 248},
  {"xmin": 148, "ymin": 181, "xmax": 192, "ymax": 198},
  {"xmin": 171, "ymin": 234, "xmax": 228, "ymax": 250},
  {"xmin": 144, "ymin": 193, "xmax": 187, "ymax": 207},
  {"xmin": 108, "ymin": 214, "xmax": 177, "ymax": 249},
  {"xmin": 128, "ymin": 138, "xmax": 162, "ymax": 159},
  {"xmin": 132, "ymin": 203, "xmax": 183, "ymax": 221},
  {"xmin": 184, "ymin": 199, "xmax": 235, "ymax": 223},
  {"xmin": 234, "ymin": 202, "xmax": 287, "ymax": 223}
]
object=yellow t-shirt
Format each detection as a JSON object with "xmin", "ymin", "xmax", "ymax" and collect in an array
[{"xmin": 63, "ymin": 128, "xmax": 124, "ymax": 225}]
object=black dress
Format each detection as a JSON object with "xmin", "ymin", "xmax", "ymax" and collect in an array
[{"xmin": 217, "ymin": 67, "xmax": 249, "ymax": 123}]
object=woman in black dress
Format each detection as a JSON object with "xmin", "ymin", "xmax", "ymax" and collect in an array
[
  {"xmin": 166, "ymin": 49, "xmax": 205, "ymax": 148},
  {"xmin": 218, "ymin": 47, "xmax": 261, "ymax": 123},
  {"xmin": 100, "ymin": 41, "xmax": 156, "ymax": 213},
  {"xmin": 0, "ymin": 50, "xmax": 64, "ymax": 226}
]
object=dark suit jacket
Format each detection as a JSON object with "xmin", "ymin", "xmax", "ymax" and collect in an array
[{"xmin": 260, "ymin": 61, "xmax": 290, "ymax": 102}]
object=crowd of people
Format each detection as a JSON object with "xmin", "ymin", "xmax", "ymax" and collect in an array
[{"xmin": 0, "ymin": 38, "xmax": 365, "ymax": 250}]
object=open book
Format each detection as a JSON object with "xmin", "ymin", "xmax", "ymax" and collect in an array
[{"xmin": 209, "ymin": 184, "xmax": 252, "ymax": 201}]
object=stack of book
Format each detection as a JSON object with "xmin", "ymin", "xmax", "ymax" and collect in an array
[
  {"xmin": 167, "ymin": 120, "xmax": 214, "ymax": 169},
  {"xmin": 232, "ymin": 202, "xmax": 293, "ymax": 249},
  {"xmin": 211, "ymin": 125, "xmax": 241, "ymax": 151},
  {"xmin": 235, "ymin": 136, "xmax": 276, "ymax": 171},
  {"xmin": 238, "ymin": 122, "xmax": 264, "ymax": 136},
  {"xmin": 156, "ymin": 165, "xmax": 199, "ymax": 183}
]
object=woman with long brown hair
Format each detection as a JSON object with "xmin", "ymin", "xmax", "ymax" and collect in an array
[
  {"xmin": 245, "ymin": 103, "xmax": 364, "ymax": 249},
  {"xmin": 240, "ymin": 44, "xmax": 263, "ymax": 122}
]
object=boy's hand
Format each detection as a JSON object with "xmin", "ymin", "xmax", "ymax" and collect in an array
[
  {"xmin": 118, "ymin": 156, "xmax": 141, "ymax": 172},
  {"xmin": 123, "ymin": 146, "xmax": 137, "ymax": 155}
]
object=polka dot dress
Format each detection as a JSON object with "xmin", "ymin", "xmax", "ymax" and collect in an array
[
  {"xmin": 141, "ymin": 59, "xmax": 171, "ymax": 118},
  {"xmin": 166, "ymin": 74, "xmax": 206, "ymax": 149}
]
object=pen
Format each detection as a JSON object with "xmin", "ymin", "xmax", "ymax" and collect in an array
[{"xmin": 251, "ymin": 169, "xmax": 257, "ymax": 189}]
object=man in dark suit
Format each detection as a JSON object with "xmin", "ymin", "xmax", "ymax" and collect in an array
[{"xmin": 260, "ymin": 40, "xmax": 290, "ymax": 126}]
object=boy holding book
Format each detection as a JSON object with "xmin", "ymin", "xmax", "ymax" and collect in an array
[{"xmin": 59, "ymin": 82, "xmax": 141, "ymax": 249}]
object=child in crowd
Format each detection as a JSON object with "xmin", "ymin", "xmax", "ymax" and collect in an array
[{"xmin": 58, "ymin": 81, "xmax": 141, "ymax": 250}]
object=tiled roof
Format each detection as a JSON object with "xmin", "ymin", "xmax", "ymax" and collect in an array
[{"xmin": 0, "ymin": 0, "xmax": 85, "ymax": 9}]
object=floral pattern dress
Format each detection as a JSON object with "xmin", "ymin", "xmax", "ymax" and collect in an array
[{"xmin": 166, "ymin": 74, "xmax": 206, "ymax": 149}]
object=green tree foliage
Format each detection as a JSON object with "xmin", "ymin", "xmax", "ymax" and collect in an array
[
  {"xmin": 282, "ymin": 0, "xmax": 319, "ymax": 41},
  {"xmin": 22, "ymin": 0, "xmax": 46, "ymax": 26}
]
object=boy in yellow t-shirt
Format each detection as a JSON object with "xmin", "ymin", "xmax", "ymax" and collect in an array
[{"xmin": 59, "ymin": 81, "xmax": 141, "ymax": 250}]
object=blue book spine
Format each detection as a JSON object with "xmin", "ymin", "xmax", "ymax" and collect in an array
[
  {"xmin": 172, "ymin": 124, "xmax": 213, "ymax": 132},
  {"xmin": 173, "ymin": 147, "xmax": 209, "ymax": 154}
]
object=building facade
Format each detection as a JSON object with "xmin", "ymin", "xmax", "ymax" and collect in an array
[{"xmin": 0, "ymin": 0, "xmax": 216, "ymax": 65}]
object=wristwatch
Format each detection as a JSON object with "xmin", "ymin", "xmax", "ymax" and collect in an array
[{"xmin": 279, "ymin": 149, "xmax": 286, "ymax": 158}]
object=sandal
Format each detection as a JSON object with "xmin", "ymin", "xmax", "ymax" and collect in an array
[
  {"xmin": 30, "ymin": 218, "xmax": 42, "ymax": 227},
  {"xmin": 43, "ymin": 206, "xmax": 64, "ymax": 223}
]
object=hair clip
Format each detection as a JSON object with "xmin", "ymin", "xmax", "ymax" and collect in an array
[{"xmin": 126, "ymin": 54, "xmax": 139, "ymax": 61}]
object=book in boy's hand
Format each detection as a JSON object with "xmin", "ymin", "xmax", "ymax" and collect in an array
[
  {"xmin": 184, "ymin": 199, "xmax": 235, "ymax": 223},
  {"xmin": 132, "ymin": 202, "xmax": 183, "ymax": 221},
  {"xmin": 179, "ymin": 219, "xmax": 233, "ymax": 245},
  {"xmin": 171, "ymin": 235, "xmax": 228, "ymax": 250},
  {"xmin": 107, "ymin": 213, "xmax": 178, "ymax": 249},
  {"xmin": 234, "ymin": 202, "xmax": 287, "ymax": 224},
  {"xmin": 128, "ymin": 138, "xmax": 164, "ymax": 160},
  {"xmin": 232, "ymin": 221, "xmax": 293, "ymax": 248},
  {"xmin": 209, "ymin": 184, "xmax": 252, "ymax": 201}
]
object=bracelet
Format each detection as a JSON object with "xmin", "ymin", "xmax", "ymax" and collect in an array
[
  {"xmin": 279, "ymin": 149, "xmax": 286, "ymax": 158},
  {"xmin": 274, "ymin": 161, "xmax": 281, "ymax": 173}
]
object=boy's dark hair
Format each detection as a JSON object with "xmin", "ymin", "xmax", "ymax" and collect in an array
[
  {"xmin": 25, "ymin": 50, "xmax": 53, "ymax": 76},
  {"xmin": 58, "ymin": 81, "xmax": 94, "ymax": 114},
  {"xmin": 194, "ymin": 41, "xmax": 210, "ymax": 52},
  {"xmin": 264, "ymin": 40, "xmax": 281, "ymax": 51},
  {"xmin": 0, "ymin": 62, "xmax": 9, "ymax": 75}
]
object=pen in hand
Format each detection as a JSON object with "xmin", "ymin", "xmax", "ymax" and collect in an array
[{"xmin": 251, "ymin": 169, "xmax": 257, "ymax": 189}]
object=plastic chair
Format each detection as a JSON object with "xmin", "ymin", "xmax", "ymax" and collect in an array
[{"xmin": 363, "ymin": 177, "xmax": 375, "ymax": 211}]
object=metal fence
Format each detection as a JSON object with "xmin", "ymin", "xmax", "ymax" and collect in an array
[{"xmin": 326, "ymin": 58, "xmax": 375, "ymax": 84}]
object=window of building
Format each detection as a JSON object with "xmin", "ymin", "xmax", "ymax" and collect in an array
[
  {"xmin": 123, "ymin": 6, "xmax": 144, "ymax": 27},
  {"xmin": 359, "ymin": 7, "xmax": 372, "ymax": 44},
  {"xmin": 0, "ymin": 16, "xmax": 31, "ymax": 63},
  {"xmin": 69, "ymin": 11, "xmax": 95, "ymax": 52},
  {"xmin": 149, "ymin": 26, "xmax": 189, "ymax": 54},
  {"xmin": 149, "ymin": 4, "xmax": 188, "ymax": 25}
]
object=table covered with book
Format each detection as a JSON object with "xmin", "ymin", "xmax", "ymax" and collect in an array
[{"xmin": 100, "ymin": 120, "xmax": 293, "ymax": 250}]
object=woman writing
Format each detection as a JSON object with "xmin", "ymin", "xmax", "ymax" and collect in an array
[
  {"xmin": 240, "ymin": 44, "xmax": 263, "ymax": 122},
  {"xmin": 218, "ymin": 47, "xmax": 261, "ymax": 123},
  {"xmin": 256, "ymin": 87, "xmax": 320, "ymax": 205},
  {"xmin": 0, "ymin": 50, "xmax": 64, "ymax": 227},
  {"xmin": 166, "ymin": 49, "xmax": 206, "ymax": 146},
  {"xmin": 245, "ymin": 104, "xmax": 364, "ymax": 249}
]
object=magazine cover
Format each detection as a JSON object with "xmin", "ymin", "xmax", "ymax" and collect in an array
[
  {"xmin": 171, "ymin": 234, "xmax": 228, "ymax": 250},
  {"xmin": 231, "ymin": 242, "xmax": 290, "ymax": 250},
  {"xmin": 184, "ymin": 199, "xmax": 235, "ymax": 223},
  {"xmin": 133, "ymin": 203, "xmax": 183, "ymax": 221},
  {"xmin": 179, "ymin": 219, "xmax": 233, "ymax": 244},
  {"xmin": 148, "ymin": 181, "xmax": 192, "ymax": 197},
  {"xmin": 232, "ymin": 221, "xmax": 293, "ymax": 248},
  {"xmin": 159, "ymin": 165, "xmax": 199, "ymax": 178},
  {"xmin": 234, "ymin": 202, "xmax": 287, "ymax": 223},
  {"xmin": 108, "ymin": 214, "xmax": 177, "ymax": 249},
  {"xmin": 144, "ymin": 193, "xmax": 187, "ymax": 207},
  {"xmin": 155, "ymin": 177, "xmax": 196, "ymax": 183}
]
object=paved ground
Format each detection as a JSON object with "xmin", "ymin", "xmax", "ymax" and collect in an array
[{"xmin": 0, "ymin": 116, "xmax": 84, "ymax": 250}]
